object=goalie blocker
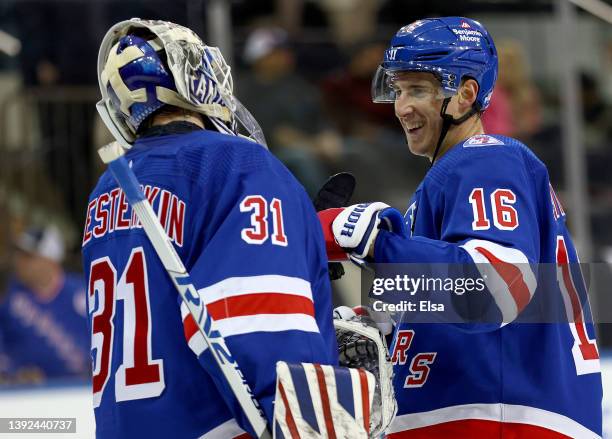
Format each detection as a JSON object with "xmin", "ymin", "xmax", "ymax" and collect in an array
[
  {"xmin": 273, "ymin": 316, "xmax": 397, "ymax": 438},
  {"xmin": 274, "ymin": 362, "xmax": 375, "ymax": 439}
]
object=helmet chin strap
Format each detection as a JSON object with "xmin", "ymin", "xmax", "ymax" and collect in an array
[
  {"xmin": 409, "ymin": 98, "xmax": 478, "ymax": 235},
  {"xmin": 429, "ymin": 97, "xmax": 477, "ymax": 166}
]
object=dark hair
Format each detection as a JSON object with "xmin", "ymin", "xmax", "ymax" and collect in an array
[{"xmin": 137, "ymin": 106, "xmax": 213, "ymax": 134}]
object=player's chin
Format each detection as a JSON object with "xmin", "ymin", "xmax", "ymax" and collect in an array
[{"xmin": 405, "ymin": 138, "xmax": 429, "ymax": 157}]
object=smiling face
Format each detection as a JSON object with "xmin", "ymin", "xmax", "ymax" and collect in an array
[
  {"xmin": 392, "ymin": 72, "xmax": 446, "ymax": 158},
  {"xmin": 392, "ymin": 71, "xmax": 483, "ymax": 160}
]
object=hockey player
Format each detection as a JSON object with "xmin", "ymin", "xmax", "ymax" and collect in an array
[
  {"xmin": 320, "ymin": 17, "xmax": 603, "ymax": 438},
  {"xmin": 83, "ymin": 19, "xmax": 339, "ymax": 438}
]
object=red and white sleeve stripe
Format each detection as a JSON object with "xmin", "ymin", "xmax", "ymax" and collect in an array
[
  {"xmin": 460, "ymin": 239, "xmax": 537, "ymax": 324},
  {"xmin": 181, "ymin": 274, "xmax": 319, "ymax": 356},
  {"xmin": 181, "ymin": 303, "xmax": 208, "ymax": 356}
]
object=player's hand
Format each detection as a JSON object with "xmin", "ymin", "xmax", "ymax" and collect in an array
[{"xmin": 331, "ymin": 202, "xmax": 406, "ymax": 260}]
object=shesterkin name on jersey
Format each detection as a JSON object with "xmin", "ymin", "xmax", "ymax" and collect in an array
[
  {"xmin": 463, "ymin": 134, "xmax": 505, "ymax": 147},
  {"xmin": 82, "ymin": 185, "xmax": 185, "ymax": 247}
]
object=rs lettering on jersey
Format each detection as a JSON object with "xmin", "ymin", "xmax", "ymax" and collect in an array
[
  {"xmin": 83, "ymin": 185, "xmax": 186, "ymax": 247},
  {"xmin": 391, "ymin": 330, "xmax": 436, "ymax": 388}
]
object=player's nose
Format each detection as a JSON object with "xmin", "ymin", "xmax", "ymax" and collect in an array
[{"xmin": 395, "ymin": 98, "xmax": 416, "ymax": 118}]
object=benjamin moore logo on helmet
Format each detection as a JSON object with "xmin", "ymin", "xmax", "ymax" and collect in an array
[
  {"xmin": 451, "ymin": 27, "xmax": 483, "ymax": 43},
  {"xmin": 397, "ymin": 20, "xmax": 425, "ymax": 35}
]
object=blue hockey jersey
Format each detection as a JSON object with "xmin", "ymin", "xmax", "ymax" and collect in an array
[
  {"xmin": 374, "ymin": 135, "xmax": 602, "ymax": 438},
  {"xmin": 81, "ymin": 129, "xmax": 337, "ymax": 438},
  {"xmin": 0, "ymin": 273, "xmax": 89, "ymax": 380}
]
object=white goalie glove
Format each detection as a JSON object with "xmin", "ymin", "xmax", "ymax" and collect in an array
[{"xmin": 333, "ymin": 306, "xmax": 397, "ymax": 437}]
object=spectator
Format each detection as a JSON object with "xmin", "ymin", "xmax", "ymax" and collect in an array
[
  {"xmin": 0, "ymin": 226, "xmax": 89, "ymax": 383},
  {"xmin": 482, "ymin": 39, "xmax": 542, "ymax": 141},
  {"xmin": 483, "ymin": 39, "xmax": 565, "ymax": 185},
  {"xmin": 321, "ymin": 41, "xmax": 395, "ymax": 134},
  {"xmin": 238, "ymin": 26, "xmax": 342, "ymax": 194},
  {"xmin": 10, "ymin": 1, "xmax": 98, "ymax": 228},
  {"xmin": 320, "ymin": 40, "xmax": 424, "ymax": 204},
  {"xmin": 318, "ymin": 0, "xmax": 381, "ymax": 47}
]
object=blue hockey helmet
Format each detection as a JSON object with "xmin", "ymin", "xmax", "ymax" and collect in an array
[
  {"xmin": 372, "ymin": 17, "xmax": 498, "ymax": 111},
  {"xmin": 97, "ymin": 19, "xmax": 266, "ymax": 148}
]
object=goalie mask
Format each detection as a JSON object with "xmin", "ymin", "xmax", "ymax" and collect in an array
[{"xmin": 97, "ymin": 18, "xmax": 266, "ymax": 148}]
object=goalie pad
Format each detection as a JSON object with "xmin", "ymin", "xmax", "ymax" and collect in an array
[
  {"xmin": 334, "ymin": 317, "xmax": 397, "ymax": 437},
  {"xmin": 273, "ymin": 361, "xmax": 374, "ymax": 438}
]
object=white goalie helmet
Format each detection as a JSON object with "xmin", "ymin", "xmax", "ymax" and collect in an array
[{"xmin": 96, "ymin": 18, "xmax": 266, "ymax": 149}]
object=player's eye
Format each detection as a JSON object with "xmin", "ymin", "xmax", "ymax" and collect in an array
[{"xmin": 407, "ymin": 86, "xmax": 432, "ymax": 99}]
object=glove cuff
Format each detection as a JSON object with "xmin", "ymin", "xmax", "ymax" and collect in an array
[{"xmin": 318, "ymin": 208, "xmax": 349, "ymax": 261}]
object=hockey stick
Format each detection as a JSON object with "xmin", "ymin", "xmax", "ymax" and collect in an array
[
  {"xmin": 313, "ymin": 172, "xmax": 356, "ymax": 213},
  {"xmin": 96, "ymin": 104, "xmax": 271, "ymax": 439},
  {"xmin": 313, "ymin": 173, "xmax": 356, "ymax": 280}
]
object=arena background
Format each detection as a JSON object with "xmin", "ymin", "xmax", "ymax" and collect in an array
[{"xmin": 0, "ymin": 0, "xmax": 611, "ymax": 436}]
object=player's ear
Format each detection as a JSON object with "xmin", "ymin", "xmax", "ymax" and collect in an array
[{"xmin": 458, "ymin": 78, "xmax": 479, "ymax": 108}]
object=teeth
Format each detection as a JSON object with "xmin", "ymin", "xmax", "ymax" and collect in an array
[{"xmin": 408, "ymin": 122, "xmax": 424, "ymax": 130}]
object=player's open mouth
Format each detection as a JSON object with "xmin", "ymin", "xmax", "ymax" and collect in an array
[{"xmin": 407, "ymin": 122, "xmax": 424, "ymax": 135}]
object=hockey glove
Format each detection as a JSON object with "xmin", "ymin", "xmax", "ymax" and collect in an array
[
  {"xmin": 318, "ymin": 208, "xmax": 350, "ymax": 261},
  {"xmin": 333, "ymin": 306, "xmax": 397, "ymax": 437},
  {"xmin": 331, "ymin": 202, "xmax": 406, "ymax": 260}
]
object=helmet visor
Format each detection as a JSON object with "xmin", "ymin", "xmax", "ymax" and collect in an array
[
  {"xmin": 372, "ymin": 65, "xmax": 452, "ymax": 104},
  {"xmin": 371, "ymin": 65, "xmax": 397, "ymax": 103}
]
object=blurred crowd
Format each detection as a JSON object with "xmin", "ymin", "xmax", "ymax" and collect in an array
[
  {"xmin": 0, "ymin": 0, "xmax": 611, "ymax": 383},
  {"xmin": 0, "ymin": 225, "xmax": 89, "ymax": 384}
]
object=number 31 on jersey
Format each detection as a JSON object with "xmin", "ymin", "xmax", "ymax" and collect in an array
[
  {"xmin": 240, "ymin": 195, "xmax": 288, "ymax": 246},
  {"xmin": 89, "ymin": 248, "xmax": 164, "ymax": 407}
]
